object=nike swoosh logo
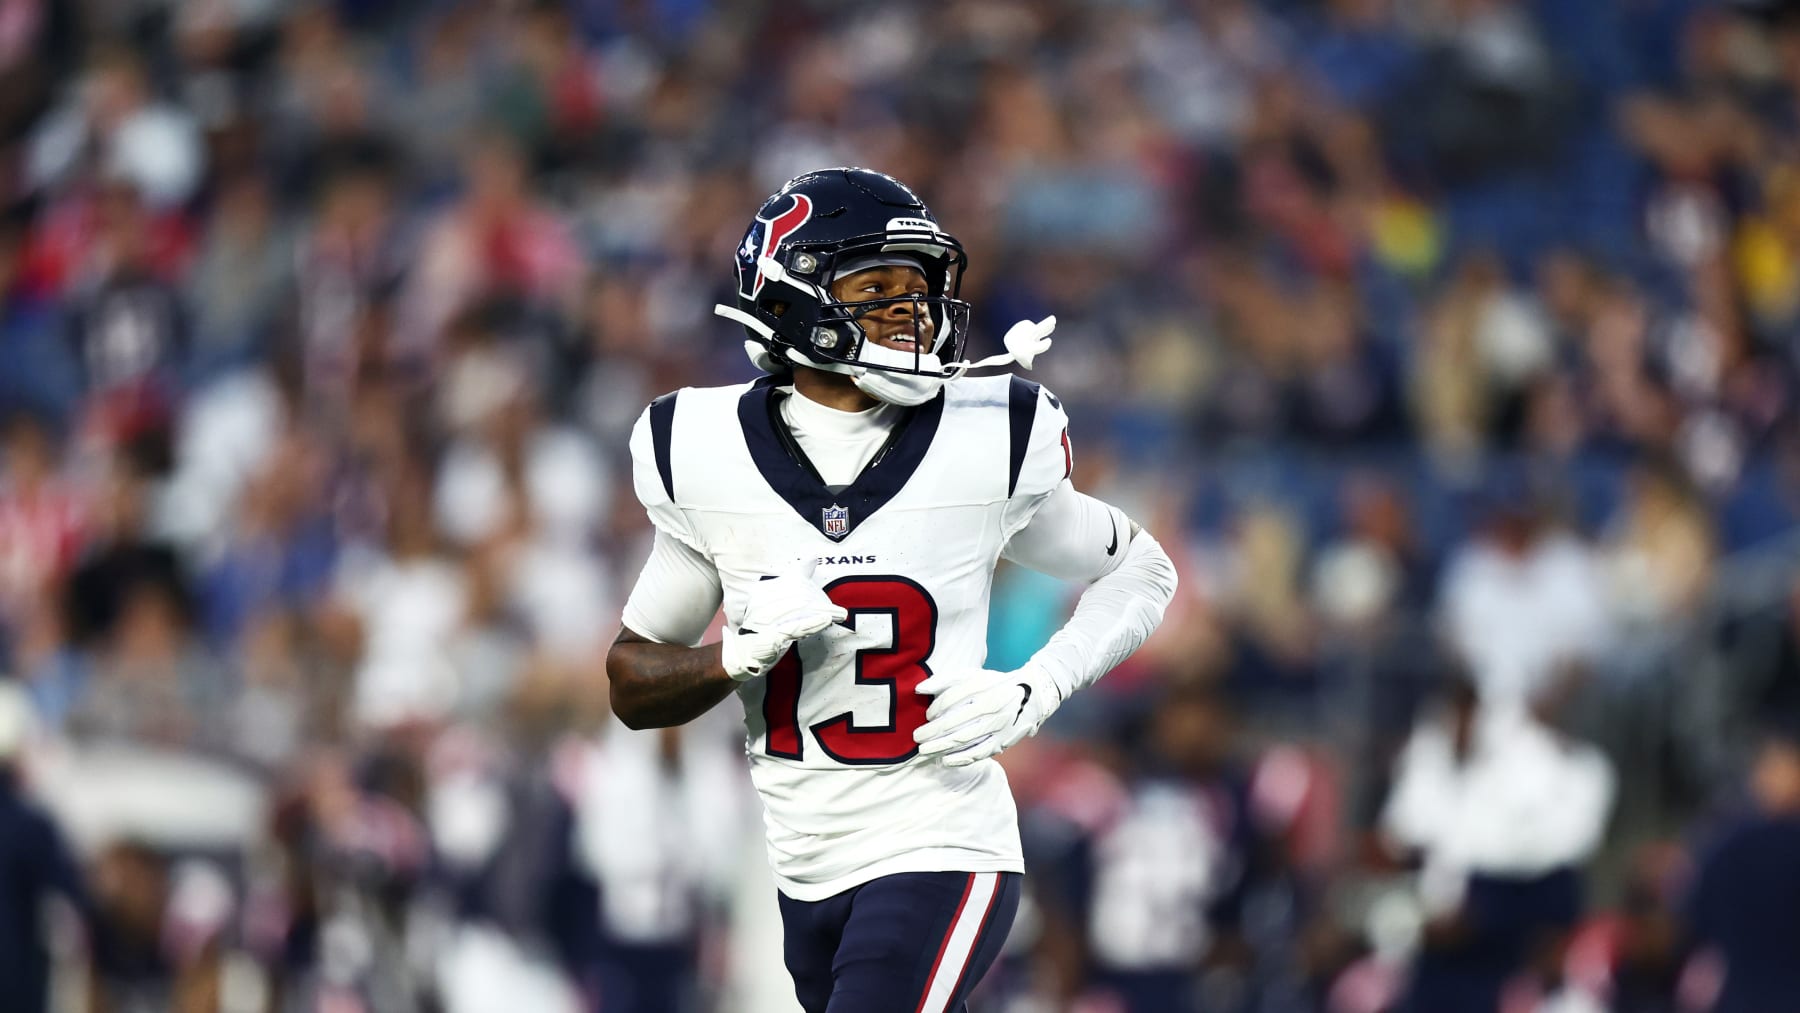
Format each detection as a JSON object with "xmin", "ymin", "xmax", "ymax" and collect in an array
[{"xmin": 1105, "ymin": 519, "xmax": 1119, "ymax": 556}]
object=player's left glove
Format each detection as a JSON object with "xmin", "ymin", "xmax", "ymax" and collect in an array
[{"xmin": 912, "ymin": 663, "xmax": 1059, "ymax": 767}]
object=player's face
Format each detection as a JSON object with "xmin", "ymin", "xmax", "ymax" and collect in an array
[{"xmin": 830, "ymin": 264, "xmax": 935, "ymax": 354}]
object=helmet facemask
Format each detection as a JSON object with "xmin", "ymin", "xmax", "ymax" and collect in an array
[
  {"xmin": 805, "ymin": 247, "xmax": 972, "ymax": 380},
  {"xmin": 748, "ymin": 233, "xmax": 972, "ymax": 385}
]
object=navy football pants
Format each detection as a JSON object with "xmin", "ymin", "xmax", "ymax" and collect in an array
[{"xmin": 778, "ymin": 870, "xmax": 1022, "ymax": 1013}]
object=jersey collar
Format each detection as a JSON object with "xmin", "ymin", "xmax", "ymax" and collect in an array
[{"xmin": 737, "ymin": 375, "xmax": 945, "ymax": 541}]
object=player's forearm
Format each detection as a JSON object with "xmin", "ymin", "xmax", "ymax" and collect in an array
[
  {"xmin": 606, "ymin": 632, "xmax": 739, "ymax": 729},
  {"xmin": 1029, "ymin": 529, "xmax": 1178, "ymax": 701}
]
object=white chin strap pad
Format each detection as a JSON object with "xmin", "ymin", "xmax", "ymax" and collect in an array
[
  {"xmin": 853, "ymin": 338, "xmax": 945, "ymax": 377},
  {"xmin": 717, "ymin": 299, "xmax": 945, "ymax": 405},
  {"xmin": 850, "ymin": 367, "xmax": 944, "ymax": 406},
  {"xmin": 718, "ymin": 297, "xmax": 1056, "ymax": 406},
  {"xmin": 848, "ymin": 339, "xmax": 947, "ymax": 406}
]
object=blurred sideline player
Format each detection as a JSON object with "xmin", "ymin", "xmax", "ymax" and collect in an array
[{"xmin": 605, "ymin": 167, "xmax": 1178, "ymax": 1013}]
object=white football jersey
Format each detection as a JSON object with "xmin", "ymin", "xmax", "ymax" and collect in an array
[{"xmin": 626, "ymin": 373, "xmax": 1072, "ymax": 900}]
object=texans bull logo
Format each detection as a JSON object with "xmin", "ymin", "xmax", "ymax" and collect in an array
[{"xmin": 750, "ymin": 193, "xmax": 814, "ymax": 298}]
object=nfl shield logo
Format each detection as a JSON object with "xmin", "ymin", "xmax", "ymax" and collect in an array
[{"xmin": 822, "ymin": 504, "xmax": 850, "ymax": 539}]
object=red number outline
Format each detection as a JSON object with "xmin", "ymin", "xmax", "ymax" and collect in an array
[{"xmin": 761, "ymin": 575, "xmax": 937, "ymax": 765}]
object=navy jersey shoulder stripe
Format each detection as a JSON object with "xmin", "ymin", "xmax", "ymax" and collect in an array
[
  {"xmin": 649, "ymin": 390, "xmax": 678, "ymax": 501},
  {"xmin": 1007, "ymin": 375, "xmax": 1041, "ymax": 497}
]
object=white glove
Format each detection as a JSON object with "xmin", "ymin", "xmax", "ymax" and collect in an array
[
  {"xmin": 912, "ymin": 663, "xmax": 1059, "ymax": 766},
  {"xmin": 721, "ymin": 559, "xmax": 847, "ymax": 681}
]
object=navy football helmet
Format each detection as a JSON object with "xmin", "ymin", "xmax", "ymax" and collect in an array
[{"xmin": 716, "ymin": 167, "xmax": 971, "ymax": 382}]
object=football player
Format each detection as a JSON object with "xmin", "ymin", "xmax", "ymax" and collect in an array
[{"xmin": 606, "ymin": 167, "xmax": 1179, "ymax": 1013}]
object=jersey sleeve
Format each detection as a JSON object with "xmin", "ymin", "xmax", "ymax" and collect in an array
[
  {"xmin": 621, "ymin": 530, "xmax": 723, "ymax": 646},
  {"xmin": 627, "ymin": 392, "xmax": 706, "ymax": 554},
  {"xmin": 1002, "ymin": 481, "xmax": 1130, "ymax": 583},
  {"xmin": 1001, "ymin": 378, "xmax": 1074, "ymax": 539}
]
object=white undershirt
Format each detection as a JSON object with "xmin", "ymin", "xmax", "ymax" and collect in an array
[{"xmin": 778, "ymin": 385, "xmax": 904, "ymax": 494}]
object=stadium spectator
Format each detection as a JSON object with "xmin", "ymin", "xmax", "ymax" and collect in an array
[
  {"xmin": 1436, "ymin": 488, "xmax": 1610, "ymax": 709},
  {"xmin": 25, "ymin": 46, "xmax": 204, "ymax": 209},
  {"xmin": 550, "ymin": 717, "xmax": 746, "ymax": 1012},
  {"xmin": 1381, "ymin": 674, "xmax": 1615, "ymax": 1012},
  {"xmin": 401, "ymin": 131, "xmax": 582, "ymax": 354},
  {"xmin": 0, "ymin": 207, "xmax": 78, "ymax": 424},
  {"xmin": 433, "ymin": 328, "xmax": 606, "ymax": 551},
  {"xmin": 292, "ymin": 161, "xmax": 413, "ymax": 413},
  {"xmin": 57, "ymin": 180, "xmax": 191, "ymax": 410},
  {"xmin": 1560, "ymin": 843, "xmax": 1687, "ymax": 1013},
  {"xmin": 196, "ymin": 431, "xmax": 336, "ymax": 653},
  {"xmin": 1686, "ymin": 719, "xmax": 1800, "ymax": 1013},
  {"xmin": 186, "ymin": 173, "xmax": 291, "ymax": 380},
  {"xmin": 0, "ymin": 412, "xmax": 85, "ymax": 628},
  {"xmin": 0, "ymin": 0, "xmax": 79, "ymax": 151},
  {"xmin": 0, "ymin": 679, "xmax": 91, "ymax": 1013},
  {"xmin": 1600, "ymin": 461, "xmax": 1716, "ymax": 633},
  {"xmin": 1749, "ymin": 577, "xmax": 1800, "ymax": 720},
  {"xmin": 1309, "ymin": 473, "xmax": 1431, "ymax": 634},
  {"xmin": 1029, "ymin": 684, "xmax": 1271, "ymax": 1013},
  {"xmin": 322, "ymin": 464, "xmax": 474, "ymax": 730},
  {"xmin": 63, "ymin": 447, "xmax": 187, "ymax": 650},
  {"xmin": 66, "ymin": 568, "xmax": 235, "ymax": 755}
]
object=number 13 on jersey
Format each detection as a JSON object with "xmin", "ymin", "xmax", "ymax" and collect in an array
[{"xmin": 762, "ymin": 575, "xmax": 937, "ymax": 765}]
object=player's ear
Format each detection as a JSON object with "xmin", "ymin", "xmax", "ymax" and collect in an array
[{"xmin": 769, "ymin": 301, "xmax": 790, "ymax": 317}]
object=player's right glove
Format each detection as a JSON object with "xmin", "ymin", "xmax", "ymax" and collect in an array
[{"xmin": 721, "ymin": 559, "xmax": 847, "ymax": 681}]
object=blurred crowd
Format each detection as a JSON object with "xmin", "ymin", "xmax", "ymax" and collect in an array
[{"xmin": 4, "ymin": 0, "xmax": 1800, "ymax": 1011}]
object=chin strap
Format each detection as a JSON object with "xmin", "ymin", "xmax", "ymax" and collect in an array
[
  {"xmin": 715, "ymin": 306, "xmax": 783, "ymax": 373},
  {"xmin": 943, "ymin": 315, "xmax": 1055, "ymax": 375},
  {"xmin": 713, "ymin": 303, "xmax": 777, "ymax": 342},
  {"xmin": 715, "ymin": 255, "xmax": 1056, "ymax": 378},
  {"xmin": 717, "ymin": 301, "xmax": 1055, "ymax": 379}
]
